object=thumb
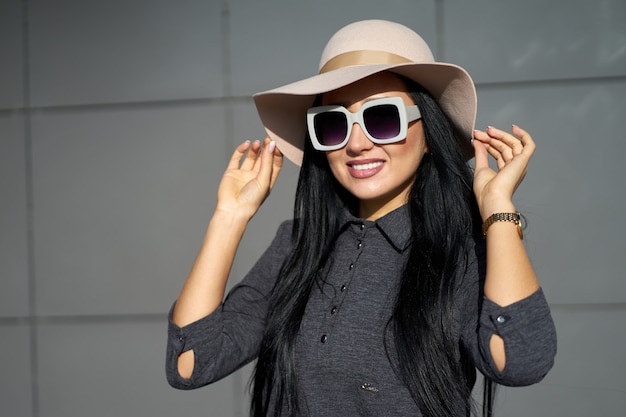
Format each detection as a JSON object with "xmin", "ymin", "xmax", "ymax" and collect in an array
[{"xmin": 472, "ymin": 138, "xmax": 489, "ymax": 172}]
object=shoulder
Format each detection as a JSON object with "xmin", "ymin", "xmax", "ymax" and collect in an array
[
  {"xmin": 254, "ymin": 219, "xmax": 295, "ymax": 268},
  {"xmin": 276, "ymin": 218, "xmax": 294, "ymax": 236},
  {"xmin": 273, "ymin": 219, "xmax": 295, "ymax": 248}
]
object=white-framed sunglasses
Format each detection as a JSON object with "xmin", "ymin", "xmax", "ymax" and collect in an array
[{"xmin": 306, "ymin": 96, "xmax": 422, "ymax": 151}]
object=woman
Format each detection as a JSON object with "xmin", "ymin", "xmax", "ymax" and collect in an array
[{"xmin": 166, "ymin": 20, "xmax": 556, "ymax": 416}]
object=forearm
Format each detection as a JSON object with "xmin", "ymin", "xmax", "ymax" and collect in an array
[
  {"xmin": 482, "ymin": 212, "xmax": 539, "ymax": 306},
  {"xmin": 481, "ymin": 204, "xmax": 540, "ymax": 371},
  {"xmin": 472, "ymin": 126, "xmax": 545, "ymax": 372},
  {"xmin": 168, "ymin": 139, "xmax": 282, "ymax": 380},
  {"xmin": 172, "ymin": 209, "xmax": 250, "ymax": 327}
]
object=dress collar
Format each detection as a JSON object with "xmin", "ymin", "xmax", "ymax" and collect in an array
[{"xmin": 339, "ymin": 204, "xmax": 413, "ymax": 252}]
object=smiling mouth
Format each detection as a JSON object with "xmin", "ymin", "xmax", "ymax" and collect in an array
[{"xmin": 350, "ymin": 161, "xmax": 384, "ymax": 171}]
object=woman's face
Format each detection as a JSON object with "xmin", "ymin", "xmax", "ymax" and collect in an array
[{"xmin": 322, "ymin": 72, "xmax": 428, "ymax": 220}]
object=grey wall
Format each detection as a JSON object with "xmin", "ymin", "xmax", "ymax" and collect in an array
[{"xmin": 1, "ymin": 0, "xmax": 625, "ymax": 416}]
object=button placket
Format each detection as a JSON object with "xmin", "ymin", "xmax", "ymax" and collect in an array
[
  {"xmin": 340, "ymin": 223, "xmax": 365, "ymax": 298},
  {"xmin": 350, "ymin": 222, "xmax": 365, "ymax": 261},
  {"xmin": 318, "ymin": 221, "xmax": 368, "ymax": 348}
]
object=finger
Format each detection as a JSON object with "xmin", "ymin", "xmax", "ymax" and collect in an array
[
  {"xmin": 240, "ymin": 140, "xmax": 262, "ymax": 170},
  {"xmin": 474, "ymin": 129, "xmax": 505, "ymax": 167},
  {"xmin": 512, "ymin": 124, "xmax": 536, "ymax": 157},
  {"xmin": 485, "ymin": 126, "xmax": 517, "ymax": 160},
  {"xmin": 488, "ymin": 145, "xmax": 506, "ymax": 170},
  {"xmin": 254, "ymin": 137, "xmax": 273, "ymax": 171},
  {"xmin": 268, "ymin": 143, "xmax": 284, "ymax": 190},
  {"xmin": 472, "ymin": 128, "xmax": 491, "ymax": 143},
  {"xmin": 490, "ymin": 125, "xmax": 536, "ymax": 172},
  {"xmin": 226, "ymin": 140, "xmax": 252, "ymax": 170},
  {"xmin": 478, "ymin": 141, "xmax": 505, "ymax": 170},
  {"xmin": 489, "ymin": 125, "xmax": 529, "ymax": 156},
  {"xmin": 472, "ymin": 132, "xmax": 491, "ymax": 172},
  {"xmin": 475, "ymin": 128, "xmax": 508, "ymax": 164},
  {"xmin": 256, "ymin": 139, "xmax": 278, "ymax": 190}
]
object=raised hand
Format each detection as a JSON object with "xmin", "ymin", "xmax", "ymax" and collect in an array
[
  {"xmin": 216, "ymin": 137, "xmax": 283, "ymax": 220},
  {"xmin": 471, "ymin": 125, "xmax": 535, "ymax": 220},
  {"xmin": 472, "ymin": 125, "xmax": 540, "ymax": 369},
  {"xmin": 172, "ymin": 137, "xmax": 283, "ymax": 341}
]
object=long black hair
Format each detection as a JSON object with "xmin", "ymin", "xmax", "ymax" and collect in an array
[{"xmin": 252, "ymin": 75, "xmax": 493, "ymax": 417}]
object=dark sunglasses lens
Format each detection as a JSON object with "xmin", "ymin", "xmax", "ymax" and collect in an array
[
  {"xmin": 363, "ymin": 104, "xmax": 401, "ymax": 140},
  {"xmin": 314, "ymin": 112, "xmax": 348, "ymax": 147}
]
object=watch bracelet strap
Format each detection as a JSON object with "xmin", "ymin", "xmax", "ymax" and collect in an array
[{"xmin": 482, "ymin": 212, "xmax": 522, "ymax": 237}]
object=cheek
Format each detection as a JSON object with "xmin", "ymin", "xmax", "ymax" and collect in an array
[
  {"xmin": 408, "ymin": 123, "xmax": 427, "ymax": 151},
  {"xmin": 408, "ymin": 139, "xmax": 428, "ymax": 164},
  {"xmin": 325, "ymin": 151, "xmax": 343, "ymax": 175}
]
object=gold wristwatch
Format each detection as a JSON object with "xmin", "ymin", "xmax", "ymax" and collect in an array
[{"xmin": 482, "ymin": 212, "xmax": 523, "ymax": 239}]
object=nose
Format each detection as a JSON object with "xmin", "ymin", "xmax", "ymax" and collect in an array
[{"xmin": 345, "ymin": 122, "xmax": 374, "ymax": 155}]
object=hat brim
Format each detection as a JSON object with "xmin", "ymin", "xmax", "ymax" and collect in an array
[{"xmin": 254, "ymin": 62, "xmax": 477, "ymax": 166}]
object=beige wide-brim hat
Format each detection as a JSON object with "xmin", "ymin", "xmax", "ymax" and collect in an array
[{"xmin": 253, "ymin": 19, "xmax": 477, "ymax": 166}]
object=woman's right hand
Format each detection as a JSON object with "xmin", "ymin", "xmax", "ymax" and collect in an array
[
  {"xmin": 216, "ymin": 138, "xmax": 283, "ymax": 220},
  {"xmin": 172, "ymin": 137, "xmax": 282, "ymax": 366}
]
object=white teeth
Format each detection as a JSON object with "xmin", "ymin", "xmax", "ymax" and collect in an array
[{"xmin": 351, "ymin": 161, "xmax": 383, "ymax": 170}]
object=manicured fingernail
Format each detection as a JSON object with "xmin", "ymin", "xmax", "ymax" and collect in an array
[{"xmin": 268, "ymin": 141, "xmax": 276, "ymax": 153}]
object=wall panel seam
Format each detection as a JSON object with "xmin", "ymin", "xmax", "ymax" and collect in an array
[{"xmin": 21, "ymin": 0, "xmax": 39, "ymax": 416}]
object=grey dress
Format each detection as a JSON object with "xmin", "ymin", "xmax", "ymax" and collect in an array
[{"xmin": 166, "ymin": 205, "xmax": 557, "ymax": 416}]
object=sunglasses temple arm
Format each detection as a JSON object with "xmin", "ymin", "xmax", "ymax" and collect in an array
[{"xmin": 406, "ymin": 105, "xmax": 421, "ymax": 122}]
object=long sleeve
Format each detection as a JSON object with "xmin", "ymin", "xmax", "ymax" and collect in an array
[
  {"xmin": 475, "ymin": 289, "xmax": 557, "ymax": 386},
  {"xmin": 165, "ymin": 221, "xmax": 293, "ymax": 389},
  {"xmin": 460, "ymin": 238, "xmax": 557, "ymax": 386}
]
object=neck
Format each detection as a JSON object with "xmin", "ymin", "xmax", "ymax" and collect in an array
[
  {"xmin": 358, "ymin": 181, "xmax": 413, "ymax": 220},
  {"xmin": 359, "ymin": 196, "xmax": 408, "ymax": 221}
]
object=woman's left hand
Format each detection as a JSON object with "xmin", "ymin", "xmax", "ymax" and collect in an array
[{"xmin": 472, "ymin": 125, "xmax": 536, "ymax": 220}]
